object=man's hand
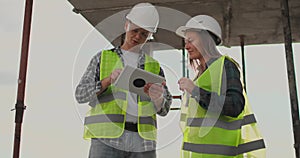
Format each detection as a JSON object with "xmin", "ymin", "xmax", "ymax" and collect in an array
[
  {"xmin": 97, "ymin": 69, "xmax": 122, "ymax": 95},
  {"xmin": 144, "ymin": 82, "xmax": 166, "ymax": 110},
  {"xmin": 144, "ymin": 82, "xmax": 165, "ymax": 100},
  {"xmin": 109, "ymin": 69, "xmax": 122, "ymax": 84}
]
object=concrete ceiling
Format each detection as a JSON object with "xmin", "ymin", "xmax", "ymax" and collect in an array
[{"xmin": 68, "ymin": 0, "xmax": 300, "ymax": 48}]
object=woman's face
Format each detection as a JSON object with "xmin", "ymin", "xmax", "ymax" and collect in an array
[{"xmin": 184, "ymin": 31, "xmax": 202, "ymax": 60}]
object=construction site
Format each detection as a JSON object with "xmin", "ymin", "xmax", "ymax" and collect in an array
[{"xmin": 1, "ymin": 0, "xmax": 299, "ymax": 158}]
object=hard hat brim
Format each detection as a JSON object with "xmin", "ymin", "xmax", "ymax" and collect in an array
[
  {"xmin": 126, "ymin": 17, "xmax": 157, "ymax": 33},
  {"xmin": 175, "ymin": 26, "xmax": 203, "ymax": 39},
  {"xmin": 176, "ymin": 26, "xmax": 222, "ymax": 45}
]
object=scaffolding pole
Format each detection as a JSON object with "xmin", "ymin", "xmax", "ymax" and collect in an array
[
  {"xmin": 280, "ymin": 0, "xmax": 300, "ymax": 157},
  {"xmin": 12, "ymin": 0, "xmax": 33, "ymax": 158},
  {"xmin": 239, "ymin": 35, "xmax": 247, "ymax": 92},
  {"xmin": 182, "ymin": 39, "xmax": 186, "ymax": 77}
]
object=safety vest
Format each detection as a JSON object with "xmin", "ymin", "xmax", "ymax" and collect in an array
[
  {"xmin": 84, "ymin": 49, "xmax": 161, "ymax": 140},
  {"xmin": 180, "ymin": 56, "xmax": 266, "ymax": 158}
]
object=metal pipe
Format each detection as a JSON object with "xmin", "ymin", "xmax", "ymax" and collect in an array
[
  {"xmin": 239, "ymin": 35, "xmax": 247, "ymax": 92},
  {"xmin": 170, "ymin": 107, "xmax": 181, "ymax": 110},
  {"xmin": 223, "ymin": 0, "xmax": 232, "ymax": 46},
  {"xmin": 187, "ymin": 65, "xmax": 189, "ymax": 78},
  {"xmin": 182, "ymin": 38, "xmax": 186, "ymax": 77},
  {"xmin": 170, "ymin": 96, "xmax": 182, "ymax": 111},
  {"xmin": 13, "ymin": 0, "xmax": 33, "ymax": 158},
  {"xmin": 172, "ymin": 95, "xmax": 182, "ymax": 100},
  {"xmin": 183, "ymin": 38, "xmax": 189, "ymax": 78},
  {"xmin": 280, "ymin": 0, "xmax": 300, "ymax": 157}
]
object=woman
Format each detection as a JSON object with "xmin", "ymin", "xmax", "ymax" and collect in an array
[{"xmin": 176, "ymin": 15, "xmax": 265, "ymax": 158}]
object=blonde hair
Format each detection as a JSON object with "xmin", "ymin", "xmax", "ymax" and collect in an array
[{"xmin": 187, "ymin": 30, "xmax": 222, "ymax": 75}]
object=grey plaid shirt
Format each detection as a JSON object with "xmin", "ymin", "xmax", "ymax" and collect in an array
[{"xmin": 75, "ymin": 47, "xmax": 172, "ymax": 151}]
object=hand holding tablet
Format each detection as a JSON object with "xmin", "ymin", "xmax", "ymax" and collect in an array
[{"xmin": 114, "ymin": 65, "xmax": 165, "ymax": 98}]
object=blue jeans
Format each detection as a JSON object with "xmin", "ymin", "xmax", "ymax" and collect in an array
[{"xmin": 88, "ymin": 131, "xmax": 156, "ymax": 158}]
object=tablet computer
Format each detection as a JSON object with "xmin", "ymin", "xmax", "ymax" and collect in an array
[{"xmin": 114, "ymin": 65, "xmax": 165, "ymax": 97}]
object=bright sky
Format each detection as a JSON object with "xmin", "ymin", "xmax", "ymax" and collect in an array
[{"xmin": 1, "ymin": 1, "xmax": 299, "ymax": 158}]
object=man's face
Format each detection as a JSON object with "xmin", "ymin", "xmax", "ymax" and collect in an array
[{"xmin": 124, "ymin": 21, "xmax": 151, "ymax": 49}]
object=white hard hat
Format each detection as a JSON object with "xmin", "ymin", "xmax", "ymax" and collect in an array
[
  {"xmin": 126, "ymin": 3, "xmax": 159, "ymax": 33},
  {"xmin": 176, "ymin": 15, "xmax": 222, "ymax": 45}
]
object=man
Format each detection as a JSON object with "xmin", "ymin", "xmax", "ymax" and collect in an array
[{"xmin": 75, "ymin": 2, "xmax": 172, "ymax": 158}]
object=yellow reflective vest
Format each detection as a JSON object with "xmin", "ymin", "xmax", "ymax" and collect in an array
[
  {"xmin": 84, "ymin": 49, "xmax": 161, "ymax": 140},
  {"xmin": 180, "ymin": 56, "xmax": 266, "ymax": 158}
]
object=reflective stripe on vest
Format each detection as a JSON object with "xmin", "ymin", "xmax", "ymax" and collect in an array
[
  {"xmin": 96, "ymin": 91, "xmax": 127, "ymax": 104},
  {"xmin": 186, "ymin": 114, "xmax": 256, "ymax": 130},
  {"xmin": 85, "ymin": 114, "xmax": 124, "ymax": 125},
  {"xmin": 84, "ymin": 114, "xmax": 156, "ymax": 127},
  {"xmin": 183, "ymin": 139, "xmax": 265, "ymax": 156},
  {"xmin": 139, "ymin": 116, "xmax": 157, "ymax": 128}
]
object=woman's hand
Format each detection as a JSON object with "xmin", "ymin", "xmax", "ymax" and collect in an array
[{"xmin": 178, "ymin": 77, "xmax": 195, "ymax": 94}]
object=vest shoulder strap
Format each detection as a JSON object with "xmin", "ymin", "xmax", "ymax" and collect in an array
[
  {"xmin": 224, "ymin": 55, "xmax": 241, "ymax": 68},
  {"xmin": 100, "ymin": 49, "xmax": 122, "ymax": 80},
  {"xmin": 144, "ymin": 54, "xmax": 160, "ymax": 75}
]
